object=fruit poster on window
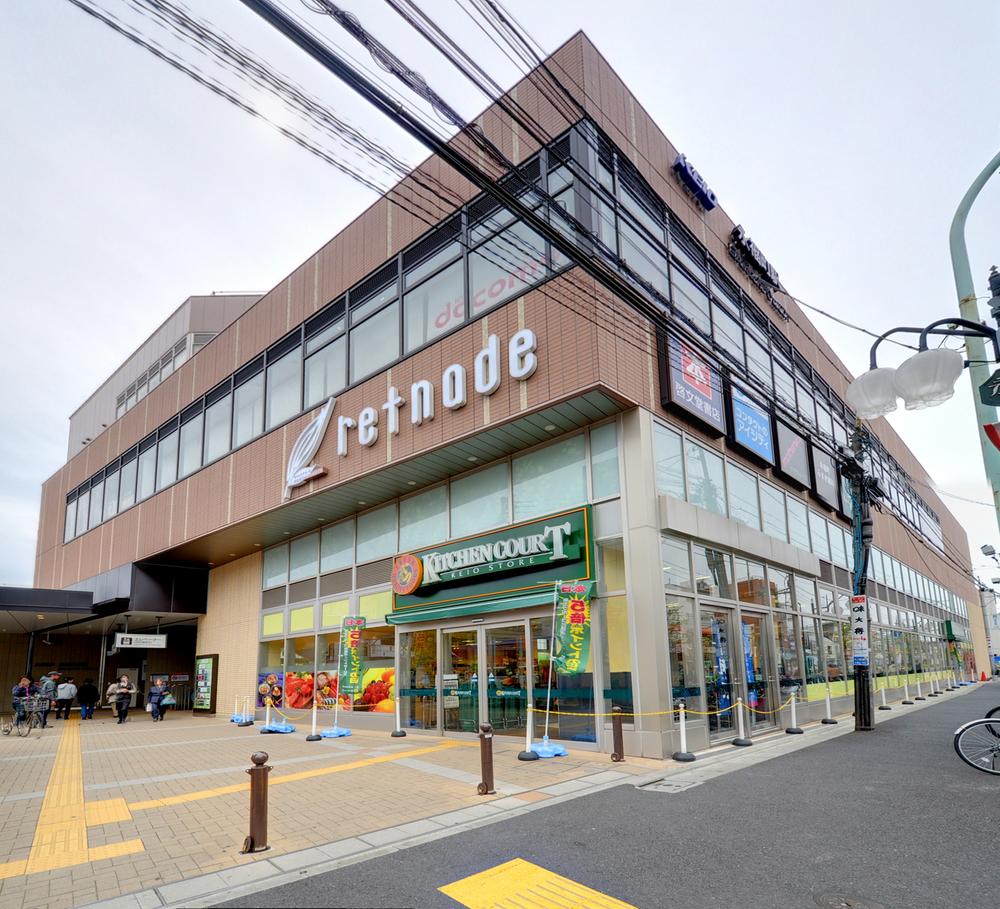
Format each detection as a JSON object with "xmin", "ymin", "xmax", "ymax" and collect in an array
[
  {"xmin": 337, "ymin": 617, "xmax": 366, "ymax": 695},
  {"xmin": 552, "ymin": 580, "xmax": 594, "ymax": 675}
]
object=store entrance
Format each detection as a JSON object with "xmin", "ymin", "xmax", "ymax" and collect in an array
[{"xmin": 440, "ymin": 623, "xmax": 529, "ymax": 737}]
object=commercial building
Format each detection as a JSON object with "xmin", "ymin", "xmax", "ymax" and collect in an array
[{"xmin": 29, "ymin": 34, "xmax": 988, "ymax": 754}]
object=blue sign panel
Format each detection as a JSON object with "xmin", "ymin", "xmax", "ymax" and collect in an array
[
  {"xmin": 672, "ymin": 154, "xmax": 717, "ymax": 211},
  {"xmin": 730, "ymin": 387, "xmax": 774, "ymax": 465},
  {"xmin": 662, "ymin": 334, "xmax": 726, "ymax": 435}
]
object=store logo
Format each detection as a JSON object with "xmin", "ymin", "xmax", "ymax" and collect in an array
[
  {"xmin": 672, "ymin": 154, "xmax": 717, "ymax": 211},
  {"xmin": 283, "ymin": 397, "xmax": 335, "ymax": 500},
  {"xmin": 391, "ymin": 553, "xmax": 424, "ymax": 596},
  {"xmin": 728, "ymin": 226, "xmax": 789, "ymax": 321},
  {"xmin": 681, "ymin": 345, "xmax": 712, "ymax": 397}
]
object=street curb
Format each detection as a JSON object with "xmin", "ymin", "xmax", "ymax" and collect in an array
[{"xmin": 76, "ymin": 682, "xmax": 986, "ymax": 909}]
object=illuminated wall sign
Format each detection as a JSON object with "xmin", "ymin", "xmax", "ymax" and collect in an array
[
  {"xmin": 659, "ymin": 332, "xmax": 726, "ymax": 435},
  {"xmin": 284, "ymin": 329, "xmax": 538, "ymax": 495},
  {"xmin": 672, "ymin": 154, "xmax": 717, "ymax": 211},
  {"xmin": 729, "ymin": 386, "xmax": 774, "ymax": 465},
  {"xmin": 775, "ymin": 420, "xmax": 810, "ymax": 487},
  {"xmin": 811, "ymin": 445, "xmax": 841, "ymax": 510},
  {"xmin": 728, "ymin": 226, "xmax": 790, "ymax": 321}
]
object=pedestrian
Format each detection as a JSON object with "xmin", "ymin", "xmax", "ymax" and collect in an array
[
  {"xmin": 147, "ymin": 677, "xmax": 170, "ymax": 722},
  {"xmin": 77, "ymin": 678, "xmax": 98, "ymax": 719},
  {"xmin": 113, "ymin": 674, "xmax": 136, "ymax": 725},
  {"xmin": 55, "ymin": 677, "xmax": 77, "ymax": 719},
  {"xmin": 105, "ymin": 678, "xmax": 120, "ymax": 719},
  {"xmin": 11, "ymin": 676, "xmax": 37, "ymax": 725},
  {"xmin": 37, "ymin": 672, "xmax": 60, "ymax": 728}
]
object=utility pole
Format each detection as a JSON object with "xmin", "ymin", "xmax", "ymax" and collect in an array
[{"xmin": 846, "ymin": 426, "xmax": 874, "ymax": 731}]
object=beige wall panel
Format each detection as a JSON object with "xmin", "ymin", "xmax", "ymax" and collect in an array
[{"xmin": 197, "ymin": 553, "xmax": 261, "ymax": 719}]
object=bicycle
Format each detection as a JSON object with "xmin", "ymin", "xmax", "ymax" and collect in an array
[
  {"xmin": 954, "ymin": 715, "xmax": 1000, "ymax": 774},
  {"xmin": 4, "ymin": 697, "xmax": 46, "ymax": 738}
]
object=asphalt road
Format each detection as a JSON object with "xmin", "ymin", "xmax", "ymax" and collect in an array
[{"xmin": 217, "ymin": 683, "xmax": 999, "ymax": 909}]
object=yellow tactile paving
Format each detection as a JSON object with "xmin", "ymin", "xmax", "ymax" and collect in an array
[
  {"xmin": 126, "ymin": 740, "xmax": 470, "ymax": 811},
  {"xmin": 85, "ymin": 796, "xmax": 133, "ymax": 827},
  {"xmin": 439, "ymin": 858, "xmax": 639, "ymax": 909}
]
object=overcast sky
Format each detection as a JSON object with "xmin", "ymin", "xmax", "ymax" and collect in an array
[{"xmin": 2, "ymin": 1, "xmax": 1000, "ymax": 589}]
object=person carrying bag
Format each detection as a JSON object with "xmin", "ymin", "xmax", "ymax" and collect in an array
[
  {"xmin": 113, "ymin": 675, "xmax": 136, "ymax": 725},
  {"xmin": 106, "ymin": 680, "xmax": 120, "ymax": 718}
]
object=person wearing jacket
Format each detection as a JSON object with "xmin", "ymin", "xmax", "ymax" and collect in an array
[
  {"xmin": 55, "ymin": 677, "xmax": 77, "ymax": 719},
  {"xmin": 147, "ymin": 677, "xmax": 171, "ymax": 722},
  {"xmin": 11, "ymin": 677, "xmax": 37, "ymax": 725},
  {"xmin": 37, "ymin": 672, "xmax": 59, "ymax": 729},
  {"xmin": 110, "ymin": 675, "xmax": 136, "ymax": 724},
  {"xmin": 77, "ymin": 679, "xmax": 99, "ymax": 719}
]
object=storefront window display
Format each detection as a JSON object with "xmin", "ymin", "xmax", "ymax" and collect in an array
[
  {"xmin": 257, "ymin": 640, "xmax": 284, "ymax": 707},
  {"xmin": 800, "ymin": 617, "xmax": 826, "ymax": 693},
  {"xmin": 774, "ymin": 612, "xmax": 804, "ymax": 700},
  {"xmin": 284, "ymin": 634, "xmax": 316, "ymax": 709},
  {"xmin": 600, "ymin": 595, "xmax": 634, "ymax": 715},
  {"xmin": 531, "ymin": 616, "xmax": 596, "ymax": 743},
  {"xmin": 822, "ymin": 620, "xmax": 848, "ymax": 696},
  {"xmin": 666, "ymin": 595, "xmax": 699, "ymax": 700},
  {"xmin": 398, "ymin": 629, "xmax": 437, "ymax": 730}
]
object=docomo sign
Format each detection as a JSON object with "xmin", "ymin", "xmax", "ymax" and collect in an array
[
  {"xmin": 335, "ymin": 328, "xmax": 538, "ymax": 457},
  {"xmin": 392, "ymin": 519, "xmax": 574, "ymax": 592}
]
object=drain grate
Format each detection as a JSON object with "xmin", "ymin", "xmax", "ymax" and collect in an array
[
  {"xmin": 814, "ymin": 894, "xmax": 884, "ymax": 909},
  {"xmin": 638, "ymin": 779, "xmax": 703, "ymax": 794}
]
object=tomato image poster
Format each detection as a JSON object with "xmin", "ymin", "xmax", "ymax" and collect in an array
[{"xmin": 284, "ymin": 672, "xmax": 314, "ymax": 709}]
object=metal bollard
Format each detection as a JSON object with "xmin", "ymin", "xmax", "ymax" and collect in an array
[
  {"xmin": 241, "ymin": 752, "xmax": 271, "ymax": 854},
  {"xmin": 306, "ymin": 698, "xmax": 320, "ymax": 742},
  {"xmin": 821, "ymin": 685, "xmax": 838, "ymax": 724},
  {"xmin": 477, "ymin": 723, "xmax": 495, "ymax": 795},
  {"xmin": 732, "ymin": 697, "xmax": 752, "ymax": 747},
  {"xmin": 672, "ymin": 701, "xmax": 695, "ymax": 762},
  {"xmin": 611, "ymin": 706, "xmax": 625, "ymax": 762},
  {"xmin": 785, "ymin": 689, "xmax": 803, "ymax": 734},
  {"xmin": 390, "ymin": 695, "xmax": 407, "ymax": 738}
]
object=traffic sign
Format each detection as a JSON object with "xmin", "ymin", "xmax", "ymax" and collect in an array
[{"xmin": 978, "ymin": 368, "xmax": 1000, "ymax": 406}]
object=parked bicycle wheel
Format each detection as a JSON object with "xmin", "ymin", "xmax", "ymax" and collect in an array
[
  {"xmin": 15, "ymin": 715, "xmax": 30, "ymax": 737},
  {"xmin": 954, "ymin": 718, "xmax": 1000, "ymax": 774},
  {"xmin": 984, "ymin": 705, "xmax": 1000, "ymax": 738}
]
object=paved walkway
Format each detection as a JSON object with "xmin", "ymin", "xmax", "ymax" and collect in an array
[{"xmin": 0, "ymin": 682, "xmax": 984, "ymax": 909}]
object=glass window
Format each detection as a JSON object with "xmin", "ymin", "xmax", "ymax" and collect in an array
[
  {"xmin": 64, "ymin": 499, "xmax": 76, "ymax": 542},
  {"xmin": 358, "ymin": 590, "xmax": 392, "ymax": 624},
  {"xmin": 768, "ymin": 567, "xmax": 792, "ymax": 610},
  {"xmin": 801, "ymin": 617, "xmax": 825, "ymax": 685},
  {"xmin": 399, "ymin": 628, "xmax": 437, "ymax": 730},
  {"xmin": 653, "ymin": 423, "xmax": 685, "ymax": 500},
  {"xmin": 666, "ymin": 595, "xmax": 700, "ymax": 699},
  {"xmin": 349, "ymin": 302, "xmax": 399, "ymax": 384},
  {"xmin": 818, "ymin": 586, "xmax": 836, "ymax": 615},
  {"xmin": 119, "ymin": 458, "xmax": 137, "ymax": 511},
  {"xmin": 289, "ymin": 533, "xmax": 319, "ymax": 582},
  {"xmin": 320, "ymin": 520, "xmax": 354, "ymax": 573},
  {"xmin": 795, "ymin": 576, "xmax": 817, "ymax": 613},
  {"xmin": 404, "ymin": 259, "xmax": 464, "ymax": 353},
  {"xmin": 760, "ymin": 482, "xmax": 787, "ymax": 542},
  {"xmin": 304, "ymin": 336, "xmax": 346, "ymax": 408},
  {"xmin": 321, "ymin": 599, "xmax": 350, "ymax": 628},
  {"xmin": 263, "ymin": 545, "xmax": 288, "ymax": 589},
  {"xmin": 685, "ymin": 440, "xmax": 726, "ymax": 515},
  {"xmin": 829, "ymin": 520, "xmax": 849, "ymax": 568},
  {"xmin": 786, "ymin": 496, "xmax": 810, "ymax": 551},
  {"xmin": 351, "ymin": 282, "xmax": 395, "ymax": 324},
  {"xmin": 265, "ymin": 347, "xmax": 302, "ymax": 430},
  {"xmin": 356, "ymin": 505, "xmax": 396, "ymax": 562},
  {"xmin": 712, "ymin": 304, "xmax": 744, "ymax": 365},
  {"xmin": 512, "ymin": 435, "xmax": 587, "ymax": 521},
  {"xmin": 597, "ymin": 540, "xmax": 626, "ymax": 593},
  {"xmin": 288, "ymin": 607, "xmax": 315, "ymax": 635},
  {"xmin": 726, "ymin": 463, "xmax": 760, "ymax": 530},
  {"xmin": 399, "ymin": 485, "xmax": 448, "ymax": 551},
  {"xmin": 88, "ymin": 480, "xmax": 104, "ymax": 529},
  {"xmin": 735, "ymin": 558, "xmax": 768, "ymax": 606},
  {"xmin": 285, "ymin": 633, "xmax": 316, "ymax": 708},
  {"xmin": 137, "ymin": 446, "xmax": 156, "ymax": 501},
  {"xmin": 661, "ymin": 534, "xmax": 692, "ymax": 591},
  {"xmin": 796, "ymin": 383, "xmax": 816, "ymax": 426},
  {"xmin": 405, "ymin": 240, "xmax": 461, "ymax": 289},
  {"xmin": 692, "ymin": 544, "xmax": 734, "ymax": 598},
  {"xmin": 179, "ymin": 413, "xmax": 203, "ymax": 479},
  {"xmin": 450, "ymin": 463, "xmax": 509, "ymax": 537},
  {"xmin": 671, "ymin": 267, "xmax": 711, "ymax": 336},
  {"xmin": 103, "ymin": 470, "xmax": 119, "ymax": 521},
  {"xmin": 261, "ymin": 612, "xmax": 284, "ymax": 638},
  {"xmin": 233, "ymin": 373, "xmax": 264, "ymax": 448},
  {"xmin": 619, "ymin": 220, "xmax": 669, "ymax": 297},
  {"xmin": 76, "ymin": 490, "xmax": 90, "ymax": 534},
  {"xmin": 601, "ymin": 595, "xmax": 634, "ymax": 714},
  {"xmin": 822, "ymin": 620, "xmax": 848, "ymax": 695},
  {"xmin": 746, "ymin": 335, "xmax": 772, "ymax": 393},
  {"xmin": 589, "ymin": 422, "xmax": 620, "ymax": 499},
  {"xmin": 808, "ymin": 511, "xmax": 831, "ymax": 561},
  {"xmin": 773, "ymin": 360, "xmax": 795, "ymax": 408},
  {"xmin": 775, "ymin": 612, "xmax": 804, "ymax": 698},
  {"xmin": 203, "ymin": 393, "xmax": 232, "ymax": 463},
  {"xmin": 469, "ymin": 221, "xmax": 547, "ymax": 319},
  {"xmin": 155, "ymin": 431, "xmax": 178, "ymax": 491}
]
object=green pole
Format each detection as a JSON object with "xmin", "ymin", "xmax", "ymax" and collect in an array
[{"xmin": 949, "ymin": 149, "xmax": 1000, "ymax": 534}]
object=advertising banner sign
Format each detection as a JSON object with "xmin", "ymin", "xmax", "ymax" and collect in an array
[
  {"xmin": 114, "ymin": 633, "xmax": 167, "ymax": 649},
  {"xmin": 552, "ymin": 581, "xmax": 594, "ymax": 675},
  {"xmin": 193, "ymin": 654, "xmax": 217, "ymax": 714},
  {"xmin": 811, "ymin": 446, "xmax": 841, "ymax": 509},
  {"xmin": 659, "ymin": 333, "xmax": 726, "ymax": 434},
  {"xmin": 257, "ymin": 671, "xmax": 284, "ymax": 708},
  {"xmin": 337, "ymin": 617, "xmax": 367, "ymax": 695},
  {"xmin": 776, "ymin": 421, "xmax": 811, "ymax": 488},
  {"xmin": 851, "ymin": 595, "xmax": 870, "ymax": 667},
  {"xmin": 730, "ymin": 386, "xmax": 774, "ymax": 464}
]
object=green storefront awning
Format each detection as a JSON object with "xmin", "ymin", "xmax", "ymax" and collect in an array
[{"xmin": 386, "ymin": 589, "xmax": 556, "ymax": 625}]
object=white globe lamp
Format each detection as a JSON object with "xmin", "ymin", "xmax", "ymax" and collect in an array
[
  {"xmin": 846, "ymin": 367, "xmax": 899, "ymax": 419},
  {"xmin": 892, "ymin": 347, "xmax": 965, "ymax": 411}
]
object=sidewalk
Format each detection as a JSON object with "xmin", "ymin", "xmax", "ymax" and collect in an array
[{"xmin": 0, "ymin": 684, "xmax": 983, "ymax": 909}]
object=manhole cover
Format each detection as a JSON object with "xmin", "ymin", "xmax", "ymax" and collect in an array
[
  {"xmin": 814, "ymin": 895, "xmax": 884, "ymax": 909},
  {"xmin": 638, "ymin": 779, "xmax": 703, "ymax": 794}
]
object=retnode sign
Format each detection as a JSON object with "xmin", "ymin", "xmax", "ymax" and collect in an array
[{"xmin": 283, "ymin": 328, "xmax": 538, "ymax": 494}]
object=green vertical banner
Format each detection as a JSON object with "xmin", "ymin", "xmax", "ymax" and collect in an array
[
  {"xmin": 338, "ymin": 616, "xmax": 367, "ymax": 695},
  {"xmin": 552, "ymin": 580, "xmax": 594, "ymax": 675}
]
